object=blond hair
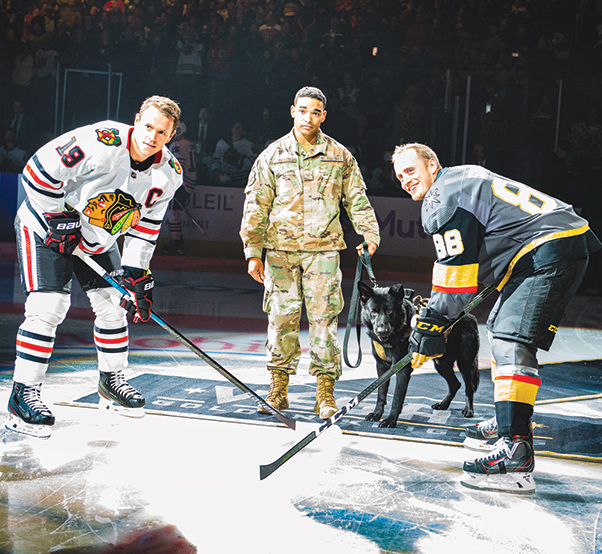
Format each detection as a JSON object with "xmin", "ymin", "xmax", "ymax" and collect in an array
[
  {"xmin": 393, "ymin": 142, "xmax": 442, "ymax": 170},
  {"xmin": 139, "ymin": 96, "xmax": 181, "ymax": 131}
]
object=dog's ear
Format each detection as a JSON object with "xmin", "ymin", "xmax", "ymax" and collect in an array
[
  {"xmin": 389, "ymin": 283, "xmax": 406, "ymax": 303},
  {"xmin": 358, "ymin": 281, "xmax": 374, "ymax": 304}
]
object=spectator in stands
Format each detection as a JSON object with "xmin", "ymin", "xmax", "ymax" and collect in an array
[
  {"xmin": 193, "ymin": 107, "xmax": 219, "ymax": 186},
  {"xmin": 568, "ymin": 108, "xmax": 602, "ymax": 176},
  {"xmin": 393, "ymin": 83, "xmax": 427, "ymax": 145},
  {"xmin": 212, "ymin": 122, "xmax": 256, "ymax": 187},
  {"xmin": 471, "ymin": 142, "xmax": 489, "ymax": 168},
  {"xmin": 163, "ymin": 122, "xmax": 197, "ymax": 256},
  {"xmin": 11, "ymin": 43, "xmax": 34, "ymax": 106},
  {"xmin": 5, "ymin": 99, "xmax": 36, "ymax": 156},
  {"xmin": 103, "ymin": 0, "xmax": 125, "ymax": 14},
  {"xmin": 0, "ymin": 128, "xmax": 27, "ymax": 172},
  {"xmin": 337, "ymin": 71, "xmax": 360, "ymax": 121}
]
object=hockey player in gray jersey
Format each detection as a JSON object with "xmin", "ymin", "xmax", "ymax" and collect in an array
[
  {"xmin": 9, "ymin": 95, "xmax": 183, "ymax": 438},
  {"xmin": 392, "ymin": 142, "xmax": 601, "ymax": 493}
]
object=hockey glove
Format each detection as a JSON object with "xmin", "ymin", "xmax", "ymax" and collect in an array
[
  {"xmin": 409, "ymin": 307, "xmax": 449, "ymax": 369},
  {"xmin": 43, "ymin": 211, "xmax": 82, "ymax": 255},
  {"xmin": 118, "ymin": 266, "xmax": 154, "ymax": 322}
]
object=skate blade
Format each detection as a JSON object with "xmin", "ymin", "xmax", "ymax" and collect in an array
[
  {"xmin": 463, "ymin": 436, "xmax": 497, "ymax": 452},
  {"xmin": 460, "ymin": 471, "xmax": 536, "ymax": 495},
  {"xmin": 5, "ymin": 415, "xmax": 53, "ymax": 440},
  {"xmin": 98, "ymin": 396, "xmax": 145, "ymax": 419}
]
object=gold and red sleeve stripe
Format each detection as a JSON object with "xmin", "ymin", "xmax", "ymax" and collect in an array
[{"xmin": 432, "ymin": 262, "xmax": 479, "ymax": 294}]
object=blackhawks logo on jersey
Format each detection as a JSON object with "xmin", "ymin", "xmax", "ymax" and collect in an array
[
  {"xmin": 84, "ymin": 189, "xmax": 141, "ymax": 235},
  {"xmin": 95, "ymin": 128, "xmax": 122, "ymax": 147},
  {"xmin": 168, "ymin": 154, "xmax": 182, "ymax": 175}
]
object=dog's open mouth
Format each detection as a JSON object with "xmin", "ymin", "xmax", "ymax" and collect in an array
[{"xmin": 376, "ymin": 332, "xmax": 392, "ymax": 343}]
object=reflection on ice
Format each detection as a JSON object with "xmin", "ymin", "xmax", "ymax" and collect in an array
[{"xmin": 0, "ymin": 402, "xmax": 378, "ymax": 553}]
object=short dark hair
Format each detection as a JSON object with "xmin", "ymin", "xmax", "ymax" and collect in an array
[{"xmin": 294, "ymin": 86, "xmax": 327, "ymax": 108}]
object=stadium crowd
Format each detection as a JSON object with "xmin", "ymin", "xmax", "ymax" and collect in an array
[{"xmin": 0, "ymin": 0, "xmax": 601, "ymax": 203}]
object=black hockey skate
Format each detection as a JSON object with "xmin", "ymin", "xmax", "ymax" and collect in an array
[
  {"xmin": 98, "ymin": 370, "xmax": 145, "ymax": 418},
  {"xmin": 463, "ymin": 415, "xmax": 499, "ymax": 451},
  {"xmin": 461, "ymin": 436, "xmax": 535, "ymax": 494},
  {"xmin": 162, "ymin": 239, "xmax": 184, "ymax": 256},
  {"xmin": 6, "ymin": 381, "xmax": 55, "ymax": 439}
]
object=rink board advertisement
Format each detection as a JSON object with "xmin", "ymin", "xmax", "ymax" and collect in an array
[
  {"xmin": 2, "ymin": 177, "xmax": 434, "ymax": 259},
  {"xmin": 163, "ymin": 185, "xmax": 436, "ymax": 258}
]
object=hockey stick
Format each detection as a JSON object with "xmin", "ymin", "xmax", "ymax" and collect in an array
[
  {"xmin": 174, "ymin": 195, "xmax": 206, "ymax": 235},
  {"xmin": 72, "ymin": 248, "xmax": 296, "ymax": 430},
  {"xmin": 259, "ymin": 285, "xmax": 498, "ymax": 479}
]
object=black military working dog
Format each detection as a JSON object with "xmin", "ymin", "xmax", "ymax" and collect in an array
[{"xmin": 358, "ymin": 281, "xmax": 480, "ymax": 428}]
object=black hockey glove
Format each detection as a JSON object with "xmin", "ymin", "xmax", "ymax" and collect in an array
[
  {"xmin": 118, "ymin": 266, "xmax": 154, "ymax": 322},
  {"xmin": 409, "ymin": 307, "xmax": 449, "ymax": 369},
  {"xmin": 43, "ymin": 210, "xmax": 82, "ymax": 255}
]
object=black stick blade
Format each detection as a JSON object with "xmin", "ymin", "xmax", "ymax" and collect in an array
[{"xmin": 259, "ymin": 430, "xmax": 318, "ymax": 480}]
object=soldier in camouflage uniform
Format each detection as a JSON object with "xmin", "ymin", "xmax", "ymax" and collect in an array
[{"xmin": 240, "ymin": 86, "xmax": 380, "ymax": 420}]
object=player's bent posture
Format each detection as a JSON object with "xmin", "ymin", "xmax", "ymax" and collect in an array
[
  {"xmin": 393, "ymin": 143, "xmax": 601, "ymax": 493},
  {"xmin": 9, "ymin": 95, "xmax": 183, "ymax": 438}
]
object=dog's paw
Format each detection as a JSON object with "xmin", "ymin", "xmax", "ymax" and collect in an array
[
  {"xmin": 461, "ymin": 407, "xmax": 474, "ymax": 418},
  {"xmin": 432, "ymin": 401, "xmax": 450, "ymax": 410},
  {"xmin": 365, "ymin": 411, "xmax": 383, "ymax": 422},
  {"xmin": 378, "ymin": 417, "xmax": 398, "ymax": 428}
]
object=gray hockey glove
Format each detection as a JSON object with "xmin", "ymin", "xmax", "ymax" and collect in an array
[
  {"xmin": 43, "ymin": 210, "xmax": 82, "ymax": 254},
  {"xmin": 409, "ymin": 307, "xmax": 449, "ymax": 369}
]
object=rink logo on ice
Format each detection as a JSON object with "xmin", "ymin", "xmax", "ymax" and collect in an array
[{"xmin": 68, "ymin": 369, "xmax": 602, "ymax": 461}]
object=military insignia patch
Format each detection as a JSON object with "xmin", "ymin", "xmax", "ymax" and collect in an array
[
  {"xmin": 168, "ymin": 155, "xmax": 182, "ymax": 174},
  {"xmin": 95, "ymin": 128, "xmax": 122, "ymax": 147},
  {"xmin": 83, "ymin": 189, "xmax": 141, "ymax": 235},
  {"xmin": 424, "ymin": 188, "xmax": 441, "ymax": 211}
]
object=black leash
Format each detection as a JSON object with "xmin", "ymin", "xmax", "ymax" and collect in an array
[{"xmin": 343, "ymin": 241, "xmax": 377, "ymax": 368}]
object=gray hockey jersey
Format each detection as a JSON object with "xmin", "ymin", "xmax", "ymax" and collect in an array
[{"xmin": 421, "ymin": 165, "xmax": 601, "ymax": 319}]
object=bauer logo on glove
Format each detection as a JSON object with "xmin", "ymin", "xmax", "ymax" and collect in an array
[{"xmin": 43, "ymin": 211, "xmax": 82, "ymax": 255}]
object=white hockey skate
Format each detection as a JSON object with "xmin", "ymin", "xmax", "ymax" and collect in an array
[
  {"xmin": 463, "ymin": 415, "xmax": 499, "ymax": 451},
  {"xmin": 98, "ymin": 370, "xmax": 146, "ymax": 418},
  {"xmin": 461, "ymin": 436, "xmax": 536, "ymax": 494},
  {"xmin": 5, "ymin": 382, "xmax": 55, "ymax": 439}
]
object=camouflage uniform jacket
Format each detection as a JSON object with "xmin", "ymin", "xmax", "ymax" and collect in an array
[{"xmin": 240, "ymin": 130, "xmax": 380, "ymax": 259}]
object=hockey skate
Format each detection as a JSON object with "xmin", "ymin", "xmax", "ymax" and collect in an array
[
  {"xmin": 5, "ymin": 382, "xmax": 55, "ymax": 439},
  {"xmin": 162, "ymin": 239, "xmax": 184, "ymax": 256},
  {"xmin": 98, "ymin": 370, "xmax": 146, "ymax": 418},
  {"xmin": 461, "ymin": 436, "xmax": 535, "ymax": 494},
  {"xmin": 463, "ymin": 415, "xmax": 499, "ymax": 451},
  {"xmin": 464, "ymin": 416, "xmax": 534, "ymax": 451}
]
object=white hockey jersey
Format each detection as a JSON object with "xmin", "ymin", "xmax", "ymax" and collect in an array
[
  {"xmin": 17, "ymin": 120, "xmax": 183, "ymax": 269},
  {"xmin": 169, "ymin": 136, "xmax": 196, "ymax": 194}
]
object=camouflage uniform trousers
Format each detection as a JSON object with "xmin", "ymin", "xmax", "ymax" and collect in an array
[{"xmin": 263, "ymin": 250, "xmax": 343, "ymax": 380}]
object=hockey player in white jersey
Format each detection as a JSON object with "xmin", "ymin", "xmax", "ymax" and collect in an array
[
  {"xmin": 8, "ymin": 95, "xmax": 183, "ymax": 438},
  {"xmin": 392, "ymin": 142, "xmax": 601, "ymax": 493},
  {"xmin": 163, "ymin": 121, "xmax": 197, "ymax": 255}
]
